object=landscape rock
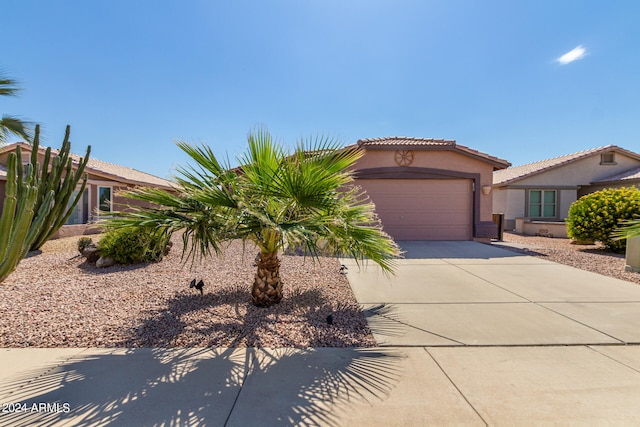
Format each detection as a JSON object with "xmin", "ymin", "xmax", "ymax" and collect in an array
[
  {"xmin": 82, "ymin": 247, "xmax": 101, "ymax": 263},
  {"xmin": 96, "ymin": 256, "xmax": 116, "ymax": 268}
]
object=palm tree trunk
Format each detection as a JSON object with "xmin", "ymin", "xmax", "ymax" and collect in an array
[{"xmin": 251, "ymin": 251, "xmax": 283, "ymax": 307}]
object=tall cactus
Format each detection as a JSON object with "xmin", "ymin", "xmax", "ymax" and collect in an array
[
  {"xmin": 0, "ymin": 150, "xmax": 55, "ymax": 283},
  {"xmin": 28, "ymin": 125, "xmax": 91, "ymax": 250}
]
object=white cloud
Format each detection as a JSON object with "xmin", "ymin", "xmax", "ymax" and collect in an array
[{"xmin": 556, "ymin": 45, "xmax": 587, "ymax": 65}]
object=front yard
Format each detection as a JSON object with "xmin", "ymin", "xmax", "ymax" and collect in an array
[
  {"xmin": 0, "ymin": 234, "xmax": 375, "ymax": 348},
  {"xmin": 501, "ymin": 232, "xmax": 640, "ymax": 286}
]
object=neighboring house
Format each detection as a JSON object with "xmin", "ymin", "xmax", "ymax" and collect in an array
[
  {"xmin": 350, "ymin": 137, "xmax": 510, "ymax": 241},
  {"xmin": 0, "ymin": 142, "xmax": 175, "ymax": 238},
  {"xmin": 492, "ymin": 145, "xmax": 640, "ymax": 237}
]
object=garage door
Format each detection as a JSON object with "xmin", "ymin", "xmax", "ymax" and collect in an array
[{"xmin": 358, "ymin": 178, "xmax": 473, "ymax": 240}]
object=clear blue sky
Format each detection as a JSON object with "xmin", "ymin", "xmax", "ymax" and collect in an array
[{"xmin": 3, "ymin": 0, "xmax": 639, "ymax": 179}]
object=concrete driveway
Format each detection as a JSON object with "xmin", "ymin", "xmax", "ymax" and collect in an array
[
  {"xmin": 343, "ymin": 240, "xmax": 640, "ymax": 347},
  {"xmin": 338, "ymin": 240, "xmax": 640, "ymax": 424}
]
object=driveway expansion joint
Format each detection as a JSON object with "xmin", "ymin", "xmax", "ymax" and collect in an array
[
  {"xmin": 223, "ymin": 349, "xmax": 252, "ymax": 427},
  {"xmin": 587, "ymin": 345, "xmax": 640, "ymax": 375},
  {"xmin": 423, "ymin": 347, "xmax": 488, "ymax": 426},
  {"xmin": 535, "ymin": 304, "xmax": 627, "ymax": 344}
]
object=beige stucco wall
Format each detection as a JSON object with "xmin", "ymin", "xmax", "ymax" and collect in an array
[
  {"xmin": 493, "ymin": 188, "xmax": 526, "ymax": 218},
  {"xmin": 492, "ymin": 187, "xmax": 508, "ymax": 215},
  {"xmin": 519, "ymin": 220, "xmax": 568, "ymax": 238},
  {"xmin": 353, "ymin": 148, "xmax": 496, "ymax": 222},
  {"xmin": 559, "ymin": 189, "xmax": 577, "ymax": 219},
  {"xmin": 492, "ymin": 187, "xmax": 526, "ymax": 227}
]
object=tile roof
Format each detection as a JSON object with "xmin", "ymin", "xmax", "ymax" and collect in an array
[
  {"xmin": 591, "ymin": 166, "xmax": 640, "ymax": 184},
  {"xmin": 358, "ymin": 136, "xmax": 456, "ymax": 147},
  {"xmin": 493, "ymin": 145, "xmax": 640, "ymax": 185},
  {"xmin": 0, "ymin": 142, "xmax": 175, "ymax": 189},
  {"xmin": 356, "ymin": 136, "xmax": 510, "ymax": 168},
  {"xmin": 83, "ymin": 155, "xmax": 176, "ymax": 188}
]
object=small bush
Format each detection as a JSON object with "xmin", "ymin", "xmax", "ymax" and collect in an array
[
  {"xmin": 567, "ymin": 187, "xmax": 640, "ymax": 253},
  {"xmin": 98, "ymin": 227, "xmax": 169, "ymax": 264},
  {"xmin": 77, "ymin": 237, "xmax": 94, "ymax": 254}
]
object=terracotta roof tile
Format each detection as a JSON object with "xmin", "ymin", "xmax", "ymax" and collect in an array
[
  {"xmin": 80, "ymin": 155, "xmax": 175, "ymax": 188},
  {"xmin": 0, "ymin": 142, "xmax": 175, "ymax": 189},
  {"xmin": 358, "ymin": 136, "xmax": 456, "ymax": 146},
  {"xmin": 493, "ymin": 145, "xmax": 640, "ymax": 185}
]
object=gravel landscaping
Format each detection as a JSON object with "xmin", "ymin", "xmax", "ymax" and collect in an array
[
  {"xmin": 499, "ymin": 232, "xmax": 640, "ymax": 286},
  {"xmin": 3, "ymin": 231, "xmax": 639, "ymax": 349},
  {"xmin": 0, "ymin": 234, "xmax": 375, "ymax": 348}
]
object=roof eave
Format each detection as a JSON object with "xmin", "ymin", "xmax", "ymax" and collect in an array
[
  {"xmin": 357, "ymin": 139, "xmax": 510, "ymax": 169},
  {"xmin": 85, "ymin": 169, "xmax": 175, "ymax": 190},
  {"xmin": 492, "ymin": 145, "xmax": 640, "ymax": 186}
]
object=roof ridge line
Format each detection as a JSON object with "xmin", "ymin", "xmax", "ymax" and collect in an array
[{"xmin": 506, "ymin": 144, "xmax": 618, "ymax": 169}]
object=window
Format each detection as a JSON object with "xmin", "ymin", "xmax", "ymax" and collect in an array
[
  {"xmin": 98, "ymin": 186, "xmax": 112, "ymax": 217},
  {"xmin": 65, "ymin": 188, "xmax": 89, "ymax": 225},
  {"xmin": 529, "ymin": 190, "xmax": 556, "ymax": 218},
  {"xmin": 601, "ymin": 152, "xmax": 616, "ymax": 164}
]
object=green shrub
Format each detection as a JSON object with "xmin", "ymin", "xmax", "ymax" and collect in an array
[
  {"xmin": 77, "ymin": 237, "xmax": 93, "ymax": 254},
  {"xmin": 98, "ymin": 227, "xmax": 168, "ymax": 264},
  {"xmin": 567, "ymin": 187, "xmax": 640, "ymax": 252}
]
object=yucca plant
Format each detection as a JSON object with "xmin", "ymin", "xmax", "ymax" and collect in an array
[
  {"xmin": 0, "ymin": 150, "xmax": 54, "ymax": 283},
  {"xmin": 107, "ymin": 128, "xmax": 399, "ymax": 307}
]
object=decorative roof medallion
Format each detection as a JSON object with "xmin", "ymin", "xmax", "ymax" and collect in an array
[{"xmin": 394, "ymin": 150, "xmax": 414, "ymax": 166}]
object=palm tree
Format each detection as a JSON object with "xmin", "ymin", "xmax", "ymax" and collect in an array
[
  {"xmin": 613, "ymin": 217, "xmax": 640, "ymax": 240},
  {"xmin": 0, "ymin": 74, "xmax": 33, "ymax": 144},
  {"xmin": 108, "ymin": 129, "xmax": 399, "ymax": 307}
]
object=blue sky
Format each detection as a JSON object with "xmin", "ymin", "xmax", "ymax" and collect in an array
[{"xmin": 2, "ymin": 0, "xmax": 639, "ymax": 179}]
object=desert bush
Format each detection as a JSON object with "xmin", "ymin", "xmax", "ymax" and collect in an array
[
  {"xmin": 567, "ymin": 187, "xmax": 640, "ymax": 252},
  {"xmin": 98, "ymin": 227, "xmax": 168, "ymax": 264},
  {"xmin": 77, "ymin": 237, "xmax": 93, "ymax": 254}
]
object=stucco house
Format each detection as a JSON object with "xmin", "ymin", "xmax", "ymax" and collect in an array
[
  {"xmin": 2, "ymin": 137, "xmax": 510, "ymax": 242},
  {"xmin": 492, "ymin": 145, "xmax": 640, "ymax": 237},
  {"xmin": 350, "ymin": 137, "xmax": 510, "ymax": 241},
  {"xmin": 0, "ymin": 142, "xmax": 175, "ymax": 238}
]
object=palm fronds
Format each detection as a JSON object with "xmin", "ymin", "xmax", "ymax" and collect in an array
[
  {"xmin": 105, "ymin": 128, "xmax": 400, "ymax": 278},
  {"xmin": 612, "ymin": 217, "xmax": 640, "ymax": 240},
  {"xmin": 0, "ymin": 115, "xmax": 33, "ymax": 144},
  {"xmin": 0, "ymin": 73, "xmax": 33, "ymax": 144}
]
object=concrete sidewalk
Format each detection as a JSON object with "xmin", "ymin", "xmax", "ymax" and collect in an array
[
  {"xmin": 1, "ymin": 346, "xmax": 640, "ymax": 425},
  {"xmin": 1, "ymin": 242, "xmax": 640, "ymax": 425}
]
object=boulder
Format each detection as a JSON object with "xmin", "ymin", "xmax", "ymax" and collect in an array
[
  {"xmin": 96, "ymin": 256, "xmax": 116, "ymax": 268},
  {"xmin": 82, "ymin": 247, "xmax": 101, "ymax": 263}
]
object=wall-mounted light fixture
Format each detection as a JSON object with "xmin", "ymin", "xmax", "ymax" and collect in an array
[{"xmin": 481, "ymin": 185, "xmax": 492, "ymax": 195}]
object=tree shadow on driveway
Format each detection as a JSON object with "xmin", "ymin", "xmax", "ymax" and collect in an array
[{"xmin": 0, "ymin": 347, "xmax": 404, "ymax": 426}]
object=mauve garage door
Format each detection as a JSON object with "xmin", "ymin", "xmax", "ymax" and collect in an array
[{"xmin": 358, "ymin": 178, "xmax": 473, "ymax": 240}]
